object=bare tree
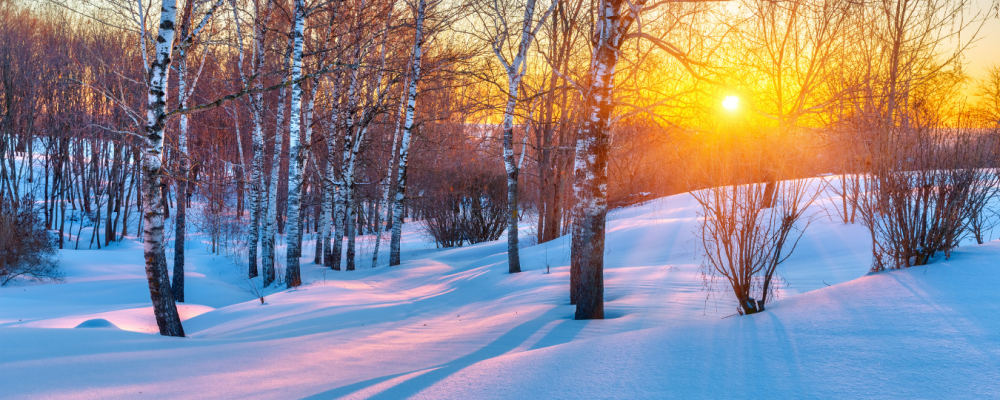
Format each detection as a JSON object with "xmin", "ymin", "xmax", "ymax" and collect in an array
[
  {"xmin": 139, "ymin": 0, "xmax": 186, "ymax": 337},
  {"xmin": 690, "ymin": 133, "xmax": 819, "ymax": 315},
  {"xmin": 858, "ymin": 127, "xmax": 999, "ymax": 271},
  {"xmin": 172, "ymin": 0, "xmax": 220, "ymax": 303},
  {"xmin": 469, "ymin": 0, "xmax": 556, "ymax": 273},
  {"xmin": 284, "ymin": 0, "xmax": 307, "ymax": 287},
  {"xmin": 568, "ymin": 0, "xmax": 715, "ymax": 319},
  {"xmin": 389, "ymin": 0, "xmax": 429, "ymax": 266},
  {"xmin": 972, "ymin": 65, "xmax": 1000, "ymax": 128}
]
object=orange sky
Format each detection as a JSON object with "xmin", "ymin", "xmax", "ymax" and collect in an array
[{"xmin": 965, "ymin": 1, "xmax": 999, "ymax": 77}]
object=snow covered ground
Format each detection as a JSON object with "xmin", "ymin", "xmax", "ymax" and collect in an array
[{"xmin": 1, "ymin": 184, "xmax": 998, "ymax": 398}]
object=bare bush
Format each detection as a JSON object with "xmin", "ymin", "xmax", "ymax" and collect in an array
[
  {"xmin": 859, "ymin": 127, "xmax": 1000, "ymax": 271},
  {"xmin": 420, "ymin": 169, "xmax": 508, "ymax": 248},
  {"xmin": 0, "ymin": 197, "xmax": 61, "ymax": 286},
  {"xmin": 690, "ymin": 134, "xmax": 819, "ymax": 315}
]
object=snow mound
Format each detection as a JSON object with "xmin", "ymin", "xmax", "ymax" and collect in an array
[
  {"xmin": 9, "ymin": 304, "xmax": 215, "ymax": 334},
  {"xmin": 74, "ymin": 318, "xmax": 120, "ymax": 329}
]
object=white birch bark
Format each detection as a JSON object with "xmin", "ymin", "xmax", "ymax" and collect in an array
[
  {"xmin": 322, "ymin": 80, "xmax": 341, "ymax": 269},
  {"xmin": 302, "ymin": 80, "xmax": 320, "ymax": 265},
  {"xmin": 171, "ymin": 52, "xmax": 190, "ymax": 303},
  {"xmin": 341, "ymin": 58, "xmax": 361, "ymax": 271},
  {"xmin": 330, "ymin": 174, "xmax": 345, "ymax": 270},
  {"xmin": 389, "ymin": 0, "xmax": 427, "ymax": 266},
  {"xmin": 569, "ymin": 0, "xmax": 641, "ymax": 319},
  {"xmin": 382, "ymin": 67, "xmax": 410, "ymax": 230},
  {"xmin": 372, "ymin": 69, "xmax": 408, "ymax": 268},
  {"xmin": 171, "ymin": 11, "xmax": 211, "ymax": 303},
  {"xmin": 283, "ymin": 0, "xmax": 306, "ymax": 287},
  {"xmin": 233, "ymin": 0, "xmax": 272, "ymax": 279},
  {"xmin": 319, "ymin": 156, "xmax": 332, "ymax": 265},
  {"xmin": 261, "ymin": 38, "xmax": 293, "ymax": 287},
  {"xmin": 342, "ymin": 12, "xmax": 394, "ymax": 270},
  {"xmin": 141, "ymin": 0, "xmax": 184, "ymax": 337},
  {"xmin": 489, "ymin": 0, "xmax": 556, "ymax": 274}
]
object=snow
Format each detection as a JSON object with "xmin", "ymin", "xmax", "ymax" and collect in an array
[{"xmin": 1, "ymin": 183, "xmax": 998, "ymax": 398}]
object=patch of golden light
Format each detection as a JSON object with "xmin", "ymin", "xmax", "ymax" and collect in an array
[{"xmin": 722, "ymin": 96, "xmax": 739, "ymax": 110}]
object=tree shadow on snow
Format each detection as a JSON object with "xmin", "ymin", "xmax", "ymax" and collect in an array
[{"xmin": 303, "ymin": 306, "xmax": 587, "ymax": 399}]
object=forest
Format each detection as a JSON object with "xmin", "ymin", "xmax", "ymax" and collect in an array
[{"xmin": 1, "ymin": 0, "xmax": 1000, "ymax": 394}]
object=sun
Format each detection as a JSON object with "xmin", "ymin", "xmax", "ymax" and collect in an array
[{"xmin": 722, "ymin": 96, "xmax": 739, "ymax": 111}]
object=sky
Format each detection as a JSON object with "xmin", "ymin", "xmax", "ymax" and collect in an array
[{"xmin": 965, "ymin": 0, "xmax": 1000, "ymax": 76}]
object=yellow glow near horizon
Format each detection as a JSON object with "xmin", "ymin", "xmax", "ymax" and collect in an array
[{"xmin": 722, "ymin": 96, "xmax": 739, "ymax": 111}]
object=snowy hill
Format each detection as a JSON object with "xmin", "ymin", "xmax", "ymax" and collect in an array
[{"xmin": 1, "ymin": 190, "xmax": 998, "ymax": 398}]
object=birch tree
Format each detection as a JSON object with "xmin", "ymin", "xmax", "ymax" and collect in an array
[
  {"xmin": 232, "ymin": 0, "xmax": 276, "ymax": 279},
  {"xmin": 389, "ymin": 0, "xmax": 428, "ymax": 266},
  {"xmin": 130, "ymin": 0, "xmax": 222, "ymax": 336},
  {"xmin": 473, "ymin": 0, "xmax": 556, "ymax": 273},
  {"xmin": 284, "ymin": 0, "xmax": 307, "ymax": 287},
  {"xmin": 323, "ymin": 79, "xmax": 342, "ymax": 271},
  {"xmin": 261, "ymin": 38, "xmax": 293, "ymax": 287},
  {"xmin": 372, "ymin": 57, "xmax": 411, "ymax": 268},
  {"xmin": 347, "ymin": 7, "xmax": 395, "ymax": 271},
  {"xmin": 171, "ymin": 0, "xmax": 220, "ymax": 303},
  {"xmin": 140, "ymin": 0, "xmax": 185, "ymax": 337},
  {"xmin": 569, "ymin": 0, "xmax": 716, "ymax": 319}
]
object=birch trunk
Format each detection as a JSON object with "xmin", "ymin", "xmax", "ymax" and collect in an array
[
  {"xmin": 341, "ymin": 11, "xmax": 393, "ymax": 270},
  {"xmin": 247, "ymin": 100, "xmax": 264, "ymax": 278},
  {"xmin": 261, "ymin": 38, "xmax": 293, "ymax": 286},
  {"xmin": 322, "ymin": 82, "xmax": 340, "ymax": 269},
  {"xmin": 330, "ymin": 180, "xmax": 344, "ymax": 270},
  {"xmin": 141, "ymin": 0, "xmax": 184, "ymax": 337},
  {"xmin": 302, "ymin": 81, "xmax": 320, "ymax": 265},
  {"xmin": 238, "ymin": 0, "xmax": 271, "ymax": 279},
  {"xmin": 171, "ymin": 26, "xmax": 208, "ymax": 301},
  {"xmin": 383, "ymin": 70, "xmax": 409, "ymax": 231},
  {"xmin": 341, "ymin": 64, "xmax": 360, "ymax": 271},
  {"xmin": 284, "ymin": 0, "xmax": 306, "ymax": 287},
  {"xmin": 490, "ymin": 0, "xmax": 554, "ymax": 273},
  {"xmin": 172, "ymin": 79, "xmax": 188, "ymax": 302},
  {"xmin": 371, "ymin": 77, "xmax": 406, "ymax": 267},
  {"xmin": 570, "ymin": 0, "xmax": 627, "ymax": 320},
  {"xmin": 318, "ymin": 160, "xmax": 331, "ymax": 265},
  {"xmin": 389, "ymin": 0, "xmax": 427, "ymax": 266},
  {"xmin": 171, "ymin": 0, "xmax": 193, "ymax": 304},
  {"xmin": 501, "ymin": 88, "xmax": 522, "ymax": 273}
]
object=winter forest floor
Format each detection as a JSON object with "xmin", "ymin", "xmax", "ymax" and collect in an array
[{"xmin": 1, "ymin": 183, "xmax": 999, "ymax": 399}]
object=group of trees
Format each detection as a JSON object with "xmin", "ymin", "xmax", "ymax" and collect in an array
[{"xmin": 0, "ymin": 0, "xmax": 998, "ymax": 331}]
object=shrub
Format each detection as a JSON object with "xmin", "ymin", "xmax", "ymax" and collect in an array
[
  {"xmin": 0, "ymin": 196, "xmax": 61, "ymax": 285},
  {"xmin": 420, "ymin": 170, "xmax": 507, "ymax": 248},
  {"xmin": 690, "ymin": 133, "xmax": 819, "ymax": 315},
  {"xmin": 859, "ymin": 127, "xmax": 1000, "ymax": 271}
]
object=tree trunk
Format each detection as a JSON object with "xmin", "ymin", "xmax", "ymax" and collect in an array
[
  {"xmin": 322, "ymin": 98, "xmax": 340, "ymax": 269},
  {"xmin": 172, "ymin": 48, "xmax": 191, "ymax": 303},
  {"xmin": 501, "ymin": 95, "xmax": 522, "ymax": 273},
  {"xmin": 283, "ymin": 0, "xmax": 306, "ymax": 288},
  {"xmin": 247, "ymin": 106, "xmax": 263, "ymax": 277},
  {"xmin": 262, "ymin": 39, "xmax": 294, "ymax": 287},
  {"xmin": 570, "ymin": 0, "xmax": 625, "ymax": 319},
  {"xmin": 141, "ymin": 0, "xmax": 185, "ymax": 337},
  {"xmin": 234, "ymin": 0, "xmax": 271, "ymax": 279},
  {"xmin": 173, "ymin": 166, "xmax": 187, "ymax": 302},
  {"xmin": 331, "ymin": 183, "xmax": 344, "ymax": 270},
  {"xmin": 390, "ymin": 0, "xmax": 427, "ymax": 267}
]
